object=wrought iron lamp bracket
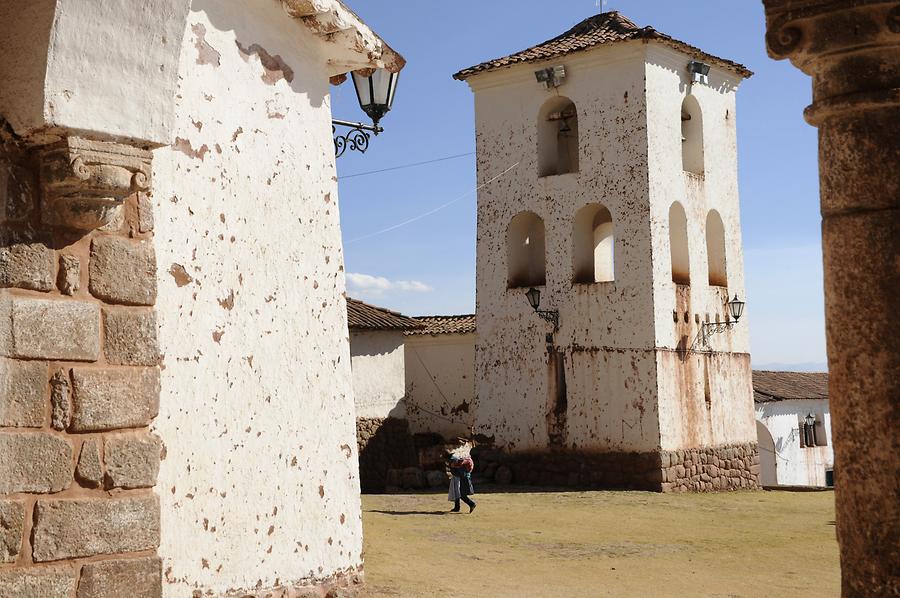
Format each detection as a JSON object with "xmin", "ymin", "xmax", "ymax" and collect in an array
[
  {"xmin": 536, "ymin": 309, "xmax": 560, "ymax": 332},
  {"xmin": 332, "ymin": 119, "xmax": 383, "ymax": 158},
  {"xmin": 689, "ymin": 320, "xmax": 736, "ymax": 353}
]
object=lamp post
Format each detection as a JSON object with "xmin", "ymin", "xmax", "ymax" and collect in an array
[
  {"xmin": 524, "ymin": 287, "xmax": 559, "ymax": 332},
  {"xmin": 333, "ymin": 68, "xmax": 399, "ymax": 158},
  {"xmin": 696, "ymin": 294, "xmax": 746, "ymax": 350}
]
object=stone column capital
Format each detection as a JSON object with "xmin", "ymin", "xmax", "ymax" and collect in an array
[
  {"xmin": 763, "ymin": 0, "xmax": 900, "ymax": 124},
  {"xmin": 38, "ymin": 136, "xmax": 153, "ymax": 230}
]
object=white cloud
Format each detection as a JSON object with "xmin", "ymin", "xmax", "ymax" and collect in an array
[{"xmin": 346, "ymin": 272, "xmax": 433, "ymax": 297}]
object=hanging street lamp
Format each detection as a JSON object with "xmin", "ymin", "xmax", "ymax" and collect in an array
[
  {"xmin": 333, "ymin": 68, "xmax": 399, "ymax": 158},
  {"xmin": 694, "ymin": 294, "xmax": 746, "ymax": 351},
  {"xmin": 524, "ymin": 287, "xmax": 559, "ymax": 332}
]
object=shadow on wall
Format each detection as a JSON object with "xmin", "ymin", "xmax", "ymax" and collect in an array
[
  {"xmin": 356, "ymin": 417, "xmax": 418, "ymax": 493},
  {"xmin": 192, "ymin": 0, "xmax": 327, "ymax": 110}
]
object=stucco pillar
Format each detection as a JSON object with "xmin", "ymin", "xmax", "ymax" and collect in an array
[{"xmin": 762, "ymin": 2, "xmax": 899, "ymax": 595}]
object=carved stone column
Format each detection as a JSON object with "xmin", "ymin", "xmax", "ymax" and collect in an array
[{"xmin": 762, "ymin": 2, "xmax": 899, "ymax": 595}]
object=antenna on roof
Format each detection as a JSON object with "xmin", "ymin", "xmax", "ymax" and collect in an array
[{"xmin": 596, "ymin": 0, "xmax": 611, "ymax": 12}]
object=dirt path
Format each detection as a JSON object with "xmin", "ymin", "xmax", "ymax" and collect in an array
[{"xmin": 361, "ymin": 489, "xmax": 838, "ymax": 597}]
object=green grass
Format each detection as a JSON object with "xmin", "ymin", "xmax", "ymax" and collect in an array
[{"xmin": 361, "ymin": 489, "xmax": 838, "ymax": 597}]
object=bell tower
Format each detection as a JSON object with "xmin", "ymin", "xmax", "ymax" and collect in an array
[{"xmin": 454, "ymin": 12, "xmax": 760, "ymax": 491}]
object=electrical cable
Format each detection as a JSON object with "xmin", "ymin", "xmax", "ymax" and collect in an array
[
  {"xmin": 344, "ymin": 160, "xmax": 520, "ymax": 244},
  {"xmin": 337, "ymin": 152, "xmax": 474, "ymax": 180}
]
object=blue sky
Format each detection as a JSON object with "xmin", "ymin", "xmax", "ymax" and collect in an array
[{"xmin": 332, "ymin": 1, "xmax": 826, "ymax": 370}]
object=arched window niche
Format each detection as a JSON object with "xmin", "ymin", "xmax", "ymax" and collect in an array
[
  {"xmin": 681, "ymin": 95, "xmax": 704, "ymax": 175},
  {"xmin": 538, "ymin": 96, "xmax": 579, "ymax": 177},
  {"xmin": 573, "ymin": 203, "xmax": 615, "ymax": 283},
  {"xmin": 508, "ymin": 211, "xmax": 546, "ymax": 288},
  {"xmin": 669, "ymin": 201, "xmax": 691, "ymax": 285},
  {"xmin": 706, "ymin": 210, "xmax": 727, "ymax": 287}
]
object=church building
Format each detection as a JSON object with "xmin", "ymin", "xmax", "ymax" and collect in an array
[{"xmin": 454, "ymin": 12, "xmax": 759, "ymax": 491}]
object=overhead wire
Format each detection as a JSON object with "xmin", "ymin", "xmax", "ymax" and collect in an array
[
  {"xmin": 344, "ymin": 160, "xmax": 520, "ymax": 244},
  {"xmin": 337, "ymin": 151, "xmax": 475, "ymax": 180}
]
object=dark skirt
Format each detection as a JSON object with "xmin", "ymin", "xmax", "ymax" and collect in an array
[{"xmin": 458, "ymin": 474, "xmax": 474, "ymax": 497}]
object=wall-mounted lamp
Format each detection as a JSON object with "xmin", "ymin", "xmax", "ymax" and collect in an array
[
  {"xmin": 525, "ymin": 287, "xmax": 559, "ymax": 332},
  {"xmin": 688, "ymin": 60, "xmax": 711, "ymax": 85},
  {"xmin": 695, "ymin": 294, "xmax": 745, "ymax": 350},
  {"xmin": 333, "ymin": 68, "xmax": 399, "ymax": 157},
  {"xmin": 535, "ymin": 65, "xmax": 567, "ymax": 89}
]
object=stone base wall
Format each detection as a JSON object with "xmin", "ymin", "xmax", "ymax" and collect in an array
[
  {"xmin": 220, "ymin": 569, "xmax": 364, "ymax": 598},
  {"xmin": 356, "ymin": 417, "xmax": 417, "ymax": 493},
  {"xmin": 474, "ymin": 442, "xmax": 760, "ymax": 492},
  {"xmin": 1, "ymin": 136, "xmax": 162, "ymax": 595}
]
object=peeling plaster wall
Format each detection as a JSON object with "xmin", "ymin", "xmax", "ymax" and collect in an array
[
  {"xmin": 405, "ymin": 333, "xmax": 476, "ymax": 439},
  {"xmin": 644, "ymin": 45, "xmax": 756, "ymax": 450},
  {"xmin": 349, "ymin": 330, "xmax": 406, "ymax": 420},
  {"xmin": 756, "ymin": 399, "xmax": 833, "ymax": 487},
  {"xmin": 467, "ymin": 41, "xmax": 755, "ymax": 456},
  {"xmin": 468, "ymin": 43, "xmax": 661, "ymax": 452},
  {"xmin": 0, "ymin": 0, "xmax": 191, "ymax": 144},
  {"xmin": 152, "ymin": 1, "xmax": 361, "ymax": 594}
]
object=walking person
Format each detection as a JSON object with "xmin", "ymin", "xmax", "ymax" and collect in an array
[{"xmin": 448, "ymin": 451, "xmax": 476, "ymax": 513}]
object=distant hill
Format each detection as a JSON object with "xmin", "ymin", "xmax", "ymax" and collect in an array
[{"xmin": 752, "ymin": 362, "xmax": 828, "ymax": 373}]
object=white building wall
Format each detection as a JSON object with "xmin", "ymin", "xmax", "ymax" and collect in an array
[
  {"xmin": 405, "ymin": 333, "xmax": 475, "ymax": 439},
  {"xmin": 469, "ymin": 43, "xmax": 662, "ymax": 453},
  {"xmin": 153, "ymin": 1, "xmax": 361, "ymax": 594},
  {"xmin": 644, "ymin": 45, "xmax": 756, "ymax": 451},
  {"xmin": 756, "ymin": 399, "xmax": 833, "ymax": 486},
  {"xmin": 350, "ymin": 330, "xmax": 406, "ymax": 420},
  {"xmin": 468, "ymin": 39, "xmax": 755, "ymax": 455}
]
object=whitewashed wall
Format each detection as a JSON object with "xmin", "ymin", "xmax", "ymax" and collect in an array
[
  {"xmin": 756, "ymin": 399, "xmax": 833, "ymax": 487},
  {"xmin": 466, "ymin": 40, "xmax": 752, "ymax": 454},
  {"xmin": 350, "ymin": 330, "xmax": 406, "ymax": 419},
  {"xmin": 405, "ymin": 333, "xmax": 475, "ymax": 439},
  {"xmin": 468, "ymin": 44, "xmax": 661, "ymax": 452},
  {"xmin": 645, "ymin": 45, "xmax": 757, "ymax": 451},
  {"xmin": 153, "ymin": 1, "xmax": 361, "ymax": 594}
]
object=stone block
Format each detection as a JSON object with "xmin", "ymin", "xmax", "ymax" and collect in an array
[
  {"xmin": 425, "ymin": 469, "xmax": 447, "ymax": 488},
  {"xmin": 103, "ymin": 308, "xmax": 159, "ymax": 366},
  {"xmin": 136, "ymin": 193, "xmax": 155, "ymax": 233},
  {"xmin": 0, "ymin": 242, "xmax": 55, "ymax": 291},
  {"xmin": 104, "ymin": 434, "xmax": 161, "ymax": 489},
  {"xmin": 32, "ymin": 496, "xmax": 160, "ymax": 561},
  {"xmin": 400, "ymin": 467, "xmax": 425, "ymax": 489},
  {"xmin": 0, "ymin": 163, "xmax": 37, "ymax": 222},
  {"xmin": 2, "ymin": 298, "xmax": 100, "ymax": 361},
  {"xmin": 494, "ymin": 465, "xmax": 513, "ymax": 485},
  {"xmin": 77, "ymin": 556, "xmax": 161, "ymax": 598},
  {"xmin": 0, "ymin": 358, "xmax": 47, "ymax": 427},
  {"xmin": 76, "ymin": 439, "xmax": 103, "ymax": 487},
  {"xmin": 0, "ymin": 432, "xmax": 72, "ymax": 494},
  {"xmin": 50, "ymin": 369, "xmax": 71, "ymax": 431},
  {"xmin": 58, "ymin": 254, "xmax": 81, "ymax": 295},
  {"xmin": 0, "ymin": 567, "xmax": 77, "ymax": 597},
  {"xmin": 0, "ymin": 500, "xmax": 25, "ymax": 563},
  {"xmin": 89, "ymin": 237, "xmax": 157, "ymax": 305},
  {"xmin": 70, "ymin": 367, "xmax": 159, "ymax": 431}
]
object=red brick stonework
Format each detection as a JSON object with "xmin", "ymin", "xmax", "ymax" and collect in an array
[{"xmin": 1, "ymin": 131, "xmax": 162, "ymax": 596}]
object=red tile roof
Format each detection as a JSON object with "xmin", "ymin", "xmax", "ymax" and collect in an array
[
  {"xmin": 453, "ymin": 11, "xmax": 752, "ymax": 81},
  {"xmin": 346, "ymin": 298, "xmax": 424, "ymax": 331},
  {"xmin": 753, "ymin": 370, "xmax": 829, "ymax": 403},
  {"xmin": 405, "ymin": 314, "xmax": 476, "ymax": 336}
]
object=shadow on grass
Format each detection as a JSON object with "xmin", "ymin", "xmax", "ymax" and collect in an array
[{"xmin": 366, "ymin": 509, "xmax": 449, "ymax": 516}]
